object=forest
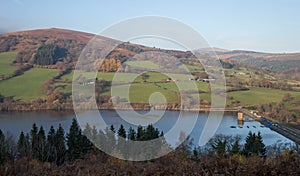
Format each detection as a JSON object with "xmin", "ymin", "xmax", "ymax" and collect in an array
[{"xmin": 0, "ymin": 119, "xmax": 299, "ymax": 175}]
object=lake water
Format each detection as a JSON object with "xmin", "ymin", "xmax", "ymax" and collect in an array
[{"xmin": 0, "ymin": 110, "xmax": 293, "ymax": 147}]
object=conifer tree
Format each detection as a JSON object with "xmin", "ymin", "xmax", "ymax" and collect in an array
[
  {"xmin": 117, "ymin": 125, "xmax": 127, "ymax": 157},
  {"xmin": 30, "ymin": 123, "xmax": 39, "ymax": 159},
  {"xmin": 136, "ymin": 125, "xmax": 145, "ymax": 141},
  {"xmin": 17, "ymin": 131, "xmax": 30, "ymax": 158},
  {"xmin": 212, "ymin": 138, "xmax": 227, "ymax": 155},
  {"xmin": 67, "ymin": 119, "xmax": 93, "ymax": 161},
  {"xmin": 37, "ymin": 126, "xmax": 47, "ymax": 162},
  {"xmin": 110, "ymin": 124, "xmax": 115, "ymax": 133},
  {"xmin": 128, "ymin": 127, "xmax": 136, "ymax": 141},
  {"xmin": 254, "ymin": 132, "xmax": 266, "ymax": 157},
  {"xmin": 117, "ymin": 124, "xmax": 126, "ymax": 139},
  {"xmin": 230, "ymin": 137, "xmax": 241, "ymax": 155},
  {"xmin": 0, "ymin": 130, "xmax": 7, "ymax": 164},
  {"xmin": 55, "ymin": 124, "xmax": 66, "ymax": 166},
  {"xmin": 243, "ymin": 131, "xmax": 266, "ymax": 157},
  {"xmin": 67, "ymin": 119, "xmax": 82, "ymax": 161},
  {"xmin": 46, "ymin": 126, "xmax": 57, "ymax": 162}
]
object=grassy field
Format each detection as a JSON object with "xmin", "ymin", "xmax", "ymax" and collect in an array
[
  {"xmin": 126, "ymin": 60, "xmax": 160, "ymax": 69},
  {"xmin": 102, "ymin": 83, "xmax": 179, "ymax": 103},
  {"xmin": 61, "ymin": 71, "xmax": 145, "ymax": 83},
  {"xmin": 179, "ymin": 64, "xmax": 203, "ymax": 72},
  {"xmin": 61, "ymin": 71, "xmax": 186, "ymax": 83},
  {"xmin": 0, "ymin": 68, "xmax": 58, "ymax": 101},
  {"xmin": 227, "ymin": 87, "xmax": 300, "ymax": 106},
  {"xmin": 189, "ymin": 93, "xmax": 212, "ymax": 103},
  {"xmin": 156, "ymin": 81, "xmax": 209, "ymax": 92},
  {"xmin": 0, "ymin": 52, "xmax": 18, "ymax": 76},
  {"xmin": 49, "ymin": 68, "xmax": 300, "ymax": 106}
]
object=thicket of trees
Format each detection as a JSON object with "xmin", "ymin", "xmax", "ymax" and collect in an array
[
  {"xmin": 205, "ymin": 132, "xmax": 266, "ymax": 157},
  {"xmin": 33, "ymin": 44, "xmax": 67, "ymax": 65},
  {"xmin": 99, "ymin": 58, "xmax": 122, "ymax": 72},
  {"xmin": 0, "ymin": 119, "xmax": 165, "ymax": 166},
  {"xmin": 242, "ymin": 131, "xmax": 266, "ymax": 157},
  {"xmin": 0, "ymin": 119, "xmax": 90, "ymax": 166}
]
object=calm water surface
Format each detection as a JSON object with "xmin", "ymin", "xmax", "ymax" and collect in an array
[{"xmin": 0, "ymin": 110, "xmax": 292, "ymax": 146}]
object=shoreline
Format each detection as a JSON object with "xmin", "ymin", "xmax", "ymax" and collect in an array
[{"xmin": 0, "ymin": 106, "xmax": 242, "ymax": 113}]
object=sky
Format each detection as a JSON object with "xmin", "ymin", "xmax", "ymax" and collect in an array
[{"xmin": 1, "ymin": 0, "xmax": 300, "ymax": 53}]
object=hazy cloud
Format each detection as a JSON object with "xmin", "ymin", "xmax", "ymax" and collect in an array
[
  {"xmin": 0, "ymin": 16, "xmax": 20, "ymax": 34},
  {"xmin": 0, "ymin": 26, "xmax": 20, "ymax": 34}
]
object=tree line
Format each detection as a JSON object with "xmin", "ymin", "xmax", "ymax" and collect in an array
[
  {"xmin": 0, "ymin": 119, "xmax": 164, "ymax": 165},
  {"xmin": 1, "ymin": 118, "xmax": 268, "ymax": 166},
  {"xmin": 0, "ymin": 119, "xmax": 299, "ymax": 175},
  {"xmin": 204, "ymin": 131, "xmax": 266, "ymax": 157}
]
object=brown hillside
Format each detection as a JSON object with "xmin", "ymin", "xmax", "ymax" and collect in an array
[
  {"xmin": 0, "ymin": 28, "xmax": 194, "ymax": 67},
  {"xmin": 1, "ymin": 28, "xmax": 94, "ymax": 44},
  {"xmin": 0, "ymin": 28, "xmax": 120, "ymax": 65}
]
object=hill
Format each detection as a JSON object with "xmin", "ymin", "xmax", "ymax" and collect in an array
[
  {"xmin": 2, "ymin": 28, "xmax": 299, "ymax": 77},
  {"xmin": 214, "ymin": 50, "xmax": 300, "ymax": 80},
  {"xmin": 0, "ymin": 28, "xmax": 194, "ymax": 68},
  {"xmin": 0, "ymin": 28, "xmax": 300, "ymax": 127}
]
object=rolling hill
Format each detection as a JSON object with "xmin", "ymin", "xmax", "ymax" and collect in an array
[{"xmin": 0, "ymin": 28, "xmax": 300, "ymax": 121}]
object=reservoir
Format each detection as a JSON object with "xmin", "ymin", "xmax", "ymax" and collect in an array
[{"xmin": 0, "ymin": 110, "xmax": 293, "ymax": 147}]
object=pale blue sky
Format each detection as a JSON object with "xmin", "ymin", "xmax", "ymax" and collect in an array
[{"xmin": 1, "ymin": 0, "xmax": 300, "ymax": 53}]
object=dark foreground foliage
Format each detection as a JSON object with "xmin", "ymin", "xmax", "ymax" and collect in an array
[
  {"xmin": 1, "ymin": 147, "xmax": 299, "ymax": 176},
  {"xmin": 0, "ymin": 119, "xmax": 299, "ymax": 176}
]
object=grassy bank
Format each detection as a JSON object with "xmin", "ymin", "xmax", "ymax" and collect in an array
[{"xmin": 0, "ymin": 68, "xmax": 58, "ymax": 101}]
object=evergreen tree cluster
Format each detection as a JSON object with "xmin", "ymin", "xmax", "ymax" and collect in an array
[
  {"xmin": 33, "ymin": 44, "xmax": 66, "ymax": 65},
  {"xmin": 17, "ymin": 123, "xmax": 68, "ymax": 165},
  {"xmin": 83, "ymin": 123, "xmax": 165, "ymax": 160},
  {"xmin": 0, "ymin": 119, "xmax": 93, "ymax": 166},
  {"xmin": 0, "ymin": 119, "xmax": 166, "ymax": 165},
  {"xmin": 242, "ymin": 131, "xmax": 266, "ymax": 157},
  {"xmin": 207, "ymin": 131, "xmax": 266, "ymax": 157}
]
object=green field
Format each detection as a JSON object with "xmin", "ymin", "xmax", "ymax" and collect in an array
[
  {"xmin": 156, "ymin": 81, "xmax": 209, "ymax": 92},
  {"xmin": 0, "ymin": 52, "xmax": 18, "ymax": 76},
  {"xmin": 179, "ymin": 64, "xmax": 203, "ymax": 72},
  {"xmin": 102, "ymin": 83, "xmax": 179, "ymax": 103},
  {"xmin": 227, "ymin": 87, "xmax": 300, "ymax": 106},
  {"xmin": 0, "ymin": 68, "xmax": 58, "ymax": 101},
  {"xmin": 62, "ymin": 71, "xmax": 174, "ymax": 83},
  {"xmin": 61, "ymin": 71, "xmax": 143, "ymax": 83},
  {"xmin": 126, "ymin": 60, "xmax": 160, "ymax": 69},
  {"xmin": 17, "ymin": 67, "xmax": 300, "ymax": 106}
]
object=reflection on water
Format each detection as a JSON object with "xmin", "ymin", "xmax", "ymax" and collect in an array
[
  {"xmin": 0, "ymin": 110, "xmax": 293, "ymax": 146},
  {"xmin": 238, "ymin": 120, "xmax": 244, "ymax": 127}
]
